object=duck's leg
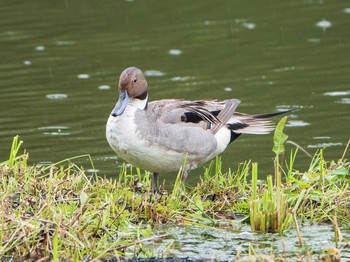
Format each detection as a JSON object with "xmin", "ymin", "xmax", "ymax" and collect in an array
[{"xmin": 152, "ymin": 172, "xmax": 159, "ymax": 193}]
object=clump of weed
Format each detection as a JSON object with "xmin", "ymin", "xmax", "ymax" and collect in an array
[
  {"xmin": 0, "ymin": 137, "xmax": 162, "ymax": 260},
  {"xmin": 1, "ymin": 134, "xmax": 349, "ymax": 260}
]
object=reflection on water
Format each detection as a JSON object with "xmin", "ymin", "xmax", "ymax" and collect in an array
[
  {"xmin": 286, "ymin": 120, "xmax": 311, "ymax": 127},
  {"xmin": 34, "ymin": 45, "xmax": 46, "ymax": 52},
  {"xmin": 46, "ymin": 94, "xmax": 68, "ymax": 99},
  {"xmin": 77, "ymin": 73, "xmax": 90, "ymax": 79},
  {"xmin": 339, "ymin": 98, "xmax": 350, "ymax": 104},
  {"xmin": 168, "ymin": 49, "xmax": 183, "ymax": 56},
  {"xmin": 0, "ymin": 0, "xmax": 349, "ymax": 183},
  {"xmin": 98, "ymin": 85, "xmax": 111, "ymax": 90},
  {"xmin": 324, "ymin": 91, "xmax": 350, "ymax": 96},
  {"xmin": 316, "ymin": 19, "xmax": 332, "ymax": 30},
  {"xmin": 308, "ymin": 142, "xmax": 343, "ymax": 149},
  {"xmin": 144, "ymin": 70, "xmax": 166, "ymax": 77},
  {"xmin": 23, "ymin": 60, "xmax": 32, "ymax": 66},
  {"xmin": 38, "ymin": 126, "xmax": 71, "ymax": 136}
]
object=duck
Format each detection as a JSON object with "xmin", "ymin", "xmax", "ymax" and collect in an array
[{"xmin": 106, "ymin": 67, "xmax": 288, "ymax": 192}]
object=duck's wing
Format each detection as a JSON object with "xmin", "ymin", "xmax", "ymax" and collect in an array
[
  {"xmin": 149, "ymin": 99, "xmax": 240, "ymax": 130},
  {"xmin": 143, "ymin": 99, "xmax": 289, "ymax": 152},
  {"xmin": 148, "ymin": 100, "xmax": 289, "ymax": 135},
  {"xmin": 136, "ymin": 100, "xmax": 225, "ymax": 157}
]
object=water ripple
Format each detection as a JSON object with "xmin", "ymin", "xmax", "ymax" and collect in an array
[
  {"xmin": 313, "ymin": 136, "xmax": 331, "ymax": 140},
  {"xmin": 38, "ymin": 126, "xmax": 71, "ymax": 136},
  {"xmin": 98, "ymin": 85, "xmax": 111, "ymax": 90},
  {"xmin": 286, "ymin": 120, "xmax": 311, "ymax": 127},
  {"xmin": 316, "ymin": 19, "xmax": 332, "ymax": 30},
  {"xmin": 55, "ymin": 40, "xmax": 76, "ymax": 46},
  {"xmin": 323, "ymin": 91, "xmax": 350, "ymax": 96},
  {"xmin": 168, "ymin": 49, "xmax": 182, "ymax": 55},
  {"xmin": 171, "ymin": 76, "xmax": 192, "ymax": 81},
  {"xmin": 46, "ymin": 94, "xmax": 68, "ymax": 100},
  {"xmin": 338, "ymin": 98, "xmax": 350, "ymax": 104},
  {"xmin": 307, "ymin": 142, "xmax": 343, "ymax": 149},
  {"xmin": 35, "ymin": 45, "xmax": 45, "ymax": 51},
  {"xmin": 242, "ymin": 22, "xmax": 256, "ymax": 30},
  {"xmin": 77, "ymin": 74, "xmax": 90, "ymax": 79},
  {"xmin": 144, "ymin": 70, "xmax": 165, "ymax": 77}
]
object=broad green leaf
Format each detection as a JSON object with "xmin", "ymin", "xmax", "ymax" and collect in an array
[
  {"xmin": 273, "ymin": 116, "xmax": 289, "ymax": 155},
  {"xmin": 297, "ymin": 180, "xmax": 311, "ymax": 189},
  {"xmin": 329, "ymin": 166, "xmax": 349, "ymax": 176}
]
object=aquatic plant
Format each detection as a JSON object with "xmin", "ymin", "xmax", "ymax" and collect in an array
[
  {"xmin": 249, "ymin": 117, "xmax": 350, "ymax": 243},
  {"xmin": 249, "ymin": 117, "xmax": 303, "ymax": 236}
]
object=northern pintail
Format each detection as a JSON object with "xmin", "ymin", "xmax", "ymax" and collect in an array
[{"xmin": 106, "ymin": 67, "xmax": 288, "ymax": 191}]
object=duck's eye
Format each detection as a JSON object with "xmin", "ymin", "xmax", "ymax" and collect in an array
[{"xmin": 133, "ymin": 78, "xmax": 137, "ymax": 83}]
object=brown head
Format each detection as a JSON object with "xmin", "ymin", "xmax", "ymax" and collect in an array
[
  {"xmin": 111, "ymin": 67, "xmax": 148, "ymax": 117},
  {"xmin": 118, "ymin": 67, "xmax": 148, "ymax": 99}
]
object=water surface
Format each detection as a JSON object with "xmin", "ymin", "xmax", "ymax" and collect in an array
[
  {"xmin": 1, "ymin": 0, "xmax": 349, "ymax": 185},
  {"xmin": 147, "ymin": 223, "xmax": 350, "ymax": 260}
]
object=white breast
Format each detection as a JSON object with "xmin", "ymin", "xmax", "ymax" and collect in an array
[{"xmin": 106, "ymin": 106, "xmax": 200, "ymax": 173}]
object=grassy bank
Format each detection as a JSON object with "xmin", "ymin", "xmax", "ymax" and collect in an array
[{"xmin": 0, "ymin": 134, "xmax": 349, "ymax": 261}]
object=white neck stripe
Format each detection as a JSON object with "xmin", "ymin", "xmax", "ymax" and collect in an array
[{"xmin": 129, "ymin": 94, "xmax": 148, "ymax": 110}]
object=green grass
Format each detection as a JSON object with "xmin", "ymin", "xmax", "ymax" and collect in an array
[
  {"xmin": 0, "ymin": 133, "xmax": 349, "ymax": 260},
  {"xmin": 249, "ymin": 117, "xmax": 304, "ymax": 237}
]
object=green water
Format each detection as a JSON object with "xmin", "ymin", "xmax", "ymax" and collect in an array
[{"xmin": 1, "ymin": 1, "xmax": 349, "ymax": 181}]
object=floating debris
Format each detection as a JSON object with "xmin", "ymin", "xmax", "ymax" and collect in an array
[
  {"xmin": 144, "ymin": 70, "xmax": 165, "ymax": 77},
  {"xmin": 344, "ymin": 8, "xmax": 350, "ymax": 14},
  {"xmin": 168, "ymin": 49, "xmax": 183, "ymax": 56},
  {"xmin": 46, "ymin": 94, "xmax": 68, "ymax": 100},
  {"xmin": 77, "ymin": 74, "xmax": 90, "ymax": 79},
  {"xmin": 23, "ymin": 60, "xmax": 32, "ymax": 65},
  {"xmin": 224, "ymin": 87, "xmax": 232, "ymax": 92}
]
